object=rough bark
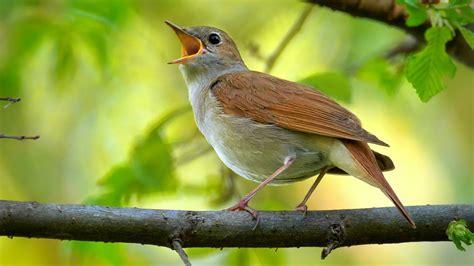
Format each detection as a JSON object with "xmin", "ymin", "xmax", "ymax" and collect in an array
[{"xmin": 0, "ymin": 200, "xmax": 472, "ymax": 249}]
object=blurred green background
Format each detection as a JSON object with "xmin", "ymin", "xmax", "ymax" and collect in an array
[{"xmin": 0, "ymin": 0, "xmax": 473, "ymax": 265}]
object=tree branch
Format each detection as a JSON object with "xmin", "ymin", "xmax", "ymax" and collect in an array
[
  {"xmin": 0, "ymin": 96, "xmax": 21, "ymax": 108},
  {"xmin": 0, "ymin": 96, "xmax": 21, "ymax": 103},
  {"xmin": 0, "ymin": 133, "xmax": 40, "ymax": 141},
  {"xmin": 307, "ymin": 0, "xmax": 474, "ymax": 68},
  {"xmin": 1, "ymin": 200, "xmax": 472, "ymax": 253}
]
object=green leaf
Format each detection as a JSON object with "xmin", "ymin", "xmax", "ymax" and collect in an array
[
  {"xmin": 458, "ymin": 26, "xmax": 474, "ymax": 49},
  {"xmin": 300, "ymin": 71, "xmax": 352, "ymax": 103},
  {"xmin": 405, "ymin": 6, "xmax": 429, "ymax": 26},
  {"xmin": 445, "ymin": 0, "xmax": 474, "ymax": 24},
  {"xmin": 448, "ymin": 0, "xmax": 472, "ymax": 8},
  {"xmin": 446, "ymin": 220, "xmax": 474, "ymax": 251},
  {"xmin": 406, "ymin": 27, "xmax": 456, "ymax": 102},
  {"xmin": 86, "ymin": 108, "xmax": 189, "ymax": 206},
  {"xmin": 397, "ymin": 0, "xmax": 429, "ymax": 27},
  {"xmin": 357, "ymin": 57, "xmax": 404, "ymax": 96}
]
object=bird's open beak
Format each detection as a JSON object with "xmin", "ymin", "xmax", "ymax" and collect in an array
[{"xmin": 165, "ymin": 21, "xmax": 203, "ymax": 64}]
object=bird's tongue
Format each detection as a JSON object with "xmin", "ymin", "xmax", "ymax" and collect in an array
[{"xmin": 165, "ymin": 21, "xmax": 203, "ymax": 64}]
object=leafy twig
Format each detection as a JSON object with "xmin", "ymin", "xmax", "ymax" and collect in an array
[
  {"xmin": 265, "ymin": 5, "xmax": 314, "ymax": 72},
  {"xmin": 446, "ymin": 220, "xmax": 474, "ymax": 251}
]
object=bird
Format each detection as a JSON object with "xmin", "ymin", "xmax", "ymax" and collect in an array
[{"xmin": 165, "ymin": 21, "xmax": 416, "ymax": 228}]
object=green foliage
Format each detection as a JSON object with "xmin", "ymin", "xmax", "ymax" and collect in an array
[
  {"xmin": 357, "ymin": 57, "xmax": 405, "ymax": 95},
  {"xmin": 458, "ymin": 26, "xmax": 474, "ymax": 49},
  {"xmin": 446, "ymin": 220, "xmax": 474, "ymax": 251},
  {"xmin": 445, "ymin": 0, "xmax": 474, "ymax": 25},
  {"xmin": 397, "ymin": 0, "xmax": 474, "ymax": 102},
  {"xmin": 85, "ymin": 107, "xmax": 188, "ymax": 206},
  {"xmin": 398, "ymin": 0, "xmax": 474, "ymax": 27},
  {"xmin": 406, "ymin": 27, "xmax": 456, "ymax": 102},
  {"xmin": 0, "ymin": 0, "xmax": 132, "ymax": 94},
  {"xmin": 300, "ymin": 71, "xmax": 352, "ymax": 103},
  {"xmin": 397, "ymin": 0, "xmax": 429, "ymax": 26},
  {"xmin": 76, "ymin": 108, "xmax": 189, "ymax": 264}
]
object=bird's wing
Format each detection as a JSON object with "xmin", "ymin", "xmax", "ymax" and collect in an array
[{"xmin": 211, "ymin": 71, "xmax": 388, "ymax": 146}]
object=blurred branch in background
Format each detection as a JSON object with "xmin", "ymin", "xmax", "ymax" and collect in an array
[
  {"xmin": 0, "ymin": 133, "xmax": 40, "ymax": 141},
  {"xmin": 306, "ymin": 0, "xmax": 474, "ymax": 68},
  {"xmin": 1, "ymin": 201, "xmax": 473, "ymax": 259},
  {"xmin": 1, "ymin": 96, "xmax": 40, "ymax": 140},
  {"xmin": 264, "ymin": 5, "xmax": 314, "ymax": 72},
  {"xmin": 0, "ymin": 96, "xmax": 21, "ymax": 108}
]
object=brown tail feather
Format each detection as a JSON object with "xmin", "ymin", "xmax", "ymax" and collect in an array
[
  {"xmin": 343, "ymin": 140, "xmax": 416, "ymax": 228},
  {"xmin": 328, "ymin": 150, "xmax": 395, "ymax": 175}
]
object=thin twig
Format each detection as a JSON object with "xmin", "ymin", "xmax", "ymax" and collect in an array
[
  {"xmin": 0, "ymin": 96, "xmax": 21, "ymax": 103},
  {"xmin": 172, "ymin": 239, "xmax": 192, "ymax": 266},
  {"xmin": 0, "ymin": 97, "xmax": 21, "ymax": 108},
  {"xmin": 0, "ymin": 133, "xmax": 40, "ymax": 141},
  {"xmin": 265, "ymin": 5, "xmax": 314, "ymax": 72}
]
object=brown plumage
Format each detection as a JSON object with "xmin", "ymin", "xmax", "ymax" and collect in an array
[
  {"xmin": 211, "ymin": 71, "xmax": 389, "ymax": 146},
  {"xmin": 167, "ymin": 21, "xmax": 415, "ymax": 228},
  {"xmin": 211, "ymin": 71, "xmax": 415, "ymax": 227}
]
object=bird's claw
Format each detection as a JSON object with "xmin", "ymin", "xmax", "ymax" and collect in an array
[
  {"xmin": 295, "ymin": 203, "xmax": 308, "ymax": 215},
  {"xmin": 226, "ymin": 200, "xmax": 261, "ymax": 230},
  {"xmin": 226, "ymin": 200, "xmax": 258, "ymax": 219}
]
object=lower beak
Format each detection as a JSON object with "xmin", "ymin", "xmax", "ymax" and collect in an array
[{"xmin": 165, "ymin": 21, "xmax": 203, "ymax": 64}]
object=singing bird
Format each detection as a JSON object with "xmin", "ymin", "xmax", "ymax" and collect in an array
[{"xmin": 166, "ymin": 21, "xmax": 416, "ymax": 228}]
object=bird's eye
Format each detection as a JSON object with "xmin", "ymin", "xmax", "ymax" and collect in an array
[{"xmin": 208, "ymin": 33, "xmax": 221, "ymax": 45}]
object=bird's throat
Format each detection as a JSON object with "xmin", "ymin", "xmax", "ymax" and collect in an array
[{"xmin": 179, "ymin": 62, "xmax": 247, "ymax": 92}]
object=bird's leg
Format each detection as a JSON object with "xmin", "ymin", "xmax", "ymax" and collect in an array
[
  {"xmin": 295, "ymin": 166, "xmax": 328, "ymax": 214},
  {"xmin": 226, "ymin": 156, "xmax": 296, "ymax": 218}
]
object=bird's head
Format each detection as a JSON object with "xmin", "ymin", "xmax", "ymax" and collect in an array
[{"xmin": 166, "ymin": 21, "xmax": 247, "ymax": 82}]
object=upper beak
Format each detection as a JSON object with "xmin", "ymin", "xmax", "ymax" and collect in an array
[{"xmin": 165, "ymin": 21, "xmax": 203, "ymax": 64}]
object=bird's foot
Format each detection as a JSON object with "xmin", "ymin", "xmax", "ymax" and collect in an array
[
  {"xmin": 226, "ymin": 199, "xmax": 260, "ymax": 230},
  {"xmin": 226, "ymin": 199, "xmax": 258, "ymax": 219},
  {"xmin": 294, "ymin": 203, "xmax": 308, "ymax": 215}
]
